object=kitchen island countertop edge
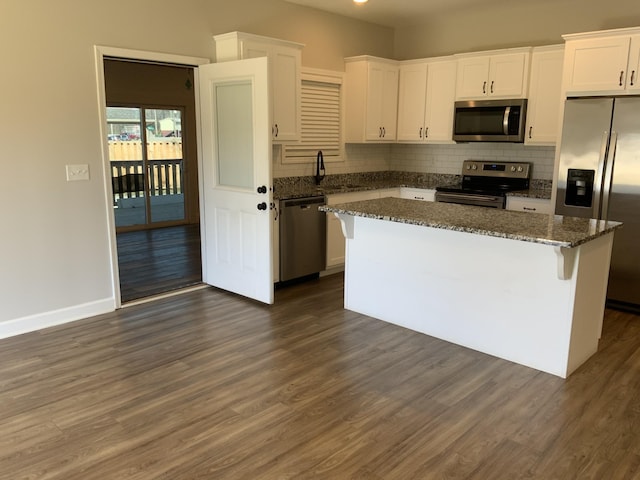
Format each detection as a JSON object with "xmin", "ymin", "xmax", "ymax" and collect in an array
[{"xmin": 319, "ymin": 197, "xmax": 621, "ymax": 248}]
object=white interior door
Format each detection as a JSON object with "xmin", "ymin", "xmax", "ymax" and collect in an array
[{"xmin": 198, "ymin": 57, "xmax": 273, "ymax": 304}]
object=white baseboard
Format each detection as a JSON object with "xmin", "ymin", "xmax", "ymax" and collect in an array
[
  {"xmin": 320, "ymin": 265, "xmax": 344, "ymax": 277},
  {"xmin": 0, "ymin": 298, "xmax": 116, "ymax": 340}
]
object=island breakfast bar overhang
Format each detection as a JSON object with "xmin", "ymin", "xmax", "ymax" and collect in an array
[{"xmin": 321, "ymin": 198, "xmax": 623, "ymax": 378}]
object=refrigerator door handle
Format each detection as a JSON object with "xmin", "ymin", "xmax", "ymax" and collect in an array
[
  {"xmin": 601, "ymin": 131, "xmax": 618, "ymax": 222},
  {"xmin": 592, "ymin": 131, "xmax": 610, "ymax": 219}
]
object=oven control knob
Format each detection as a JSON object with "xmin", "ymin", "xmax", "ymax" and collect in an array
[
  {"xmin": 511, "ymin": 166, "xmax": 516, "ymax": 172},
  {"xmin": 466, "ymin": 165, "xmax": 471, "ymax": 170},
  {"xmin": 471, "ymin": 164, "xmax": 477, "ymax": 170},
  {"xmin": 517, "ymin": 166, "xmax": 524, "ymax": 172}
]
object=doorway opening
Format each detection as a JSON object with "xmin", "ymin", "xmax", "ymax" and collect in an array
[{"xmin": 103, "ymin": 58, "xmax": 202, "ymax": 303}]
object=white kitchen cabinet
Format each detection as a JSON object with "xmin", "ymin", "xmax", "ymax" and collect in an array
[
  {"xmin": 376, "ymin": 187, "xmax": 401, "ymax": 198},
  {"xmin": 525, "ymin": 46, "xmax": 564, "ymax": 145},
  {"xmin": 397, "ymin": 58, "xmax": 457, "ymax": 143},
  {"xmin": 400, "ymin": 187, "xmax": 436, "ymax": 202},
  {"xmin": 344, "ymin": 56, "xmax": 399, "ymax": 143},
  {"xmin": 562, "ymin": 27, "xmax": 640, "ymax": 95},
  {"xmin": 455, "ymin": 48, "xmax": 531, "ymax": 100},
  {"xmin": 214, "ymin": 32, "xmax": 303, "ymax": 142},
  {"xmin": 506, "ymin": 196, "xmax": 552, "ymax": 214},
  {"xmin": 325, "ymin": 189, "xmax": 394, "ymax": 268}
]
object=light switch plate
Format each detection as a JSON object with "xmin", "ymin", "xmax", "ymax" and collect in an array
[{"xmin": 66, "ymin": 164, "xmax": 90, "ymax": 181}]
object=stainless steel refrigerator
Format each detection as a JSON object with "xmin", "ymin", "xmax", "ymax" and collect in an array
[{"xmin": 555, "ymin": 97, "xmax": 640, "ymax": 311}]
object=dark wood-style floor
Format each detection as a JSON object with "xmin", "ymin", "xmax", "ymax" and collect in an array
[
  {"xmin": 116, "ymin": 224, "xmax": 202, "ymax": 303},
  {"xmin": 2, "ymin": 274, "xmax": 640, "ymax": 479}
]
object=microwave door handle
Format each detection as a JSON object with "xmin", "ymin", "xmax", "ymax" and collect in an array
[
  {"xmin": 601, "ymin": 131, "xmax": 617, "ymax": 222},
  {"xmin": 503, "ymin": 106, "xmax": 511, "ymax": 135},
  {"xmin": 592, "ymin": 131, "xmax": 610, "ymax": 220}
]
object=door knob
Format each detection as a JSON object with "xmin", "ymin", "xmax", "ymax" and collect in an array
[{"xmin": 257, "ymin": 202, "xmax": 267, "ymax": 211}]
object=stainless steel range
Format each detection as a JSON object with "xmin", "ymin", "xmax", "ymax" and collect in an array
[{"xmin": 435, "ymin": 160, "xmax": 531, "ymax": 209}]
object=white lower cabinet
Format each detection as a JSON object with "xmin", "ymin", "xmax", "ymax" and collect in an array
[
  {"xmin": 325, "ymin": 189, "xmax": 400, "ymax": 268},
  {"xmin": 506, "ymin": 196, "xmax": 552, "ymax": 214},
  {"xmin": 400, "ymin": 187, "xmax": 436, "ymax": 202}
]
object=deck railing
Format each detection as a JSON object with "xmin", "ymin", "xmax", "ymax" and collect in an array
[{"xmin": 111, "ymin": 159, "xmax": 183, "ymax": 200}]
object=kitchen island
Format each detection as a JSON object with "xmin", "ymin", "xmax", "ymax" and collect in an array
[{"xmin": 320, "ymin": 197, "xmax": 622, "ymax": 378}]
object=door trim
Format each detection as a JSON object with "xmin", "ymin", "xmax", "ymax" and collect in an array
[{"xmin": 94, "ymin": 45, "xmax": 209, "ymax": 308}]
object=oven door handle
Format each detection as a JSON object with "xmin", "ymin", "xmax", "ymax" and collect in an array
[
  {"xmin": 437, "ymin": 193, "xmax": 502, "ymax": 203},
  {"xmin": 436, "ymin": 192, "xmax": 505, "ymax": 208}
]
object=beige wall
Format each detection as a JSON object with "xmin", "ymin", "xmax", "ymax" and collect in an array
[
  {"xmin": 394, "ymin": 0, "xmax": 640, "ymax": 59},
  {"xmin": 0, "ymin": 0, "xmax": 392, "ymax": 330},
  {"xmin": 204, "ymin": 1, "xmax": 393, "ymax": 70}
]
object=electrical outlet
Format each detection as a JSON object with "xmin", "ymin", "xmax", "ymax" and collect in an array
[{"xmin": 66, "ymin": 164, "xmax": 90, "ymax": 181}]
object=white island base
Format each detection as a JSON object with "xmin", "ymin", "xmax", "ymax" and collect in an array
[{"xmin": 338, "ymin": 214, "xmax": 614, "ymax": 378}]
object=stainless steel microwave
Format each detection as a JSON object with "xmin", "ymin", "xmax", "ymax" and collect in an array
[{"xmin": 453, "ymin": 99, "xmax": 527, "ymax": 143}]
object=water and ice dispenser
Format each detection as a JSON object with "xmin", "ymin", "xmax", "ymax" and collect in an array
[{"xmin": 565, "ymin": 169, "xmax": 595, "ymax": 207}]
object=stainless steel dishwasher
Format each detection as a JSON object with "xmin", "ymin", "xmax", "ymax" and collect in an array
[{"xmin": 279, "ymin": 195, "xmax": 327, "ymax": 282}]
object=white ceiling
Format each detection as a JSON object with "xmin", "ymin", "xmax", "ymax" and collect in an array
[{"xmin": 284, "ymin": 0, "xmax": 516, "ymax": 28}]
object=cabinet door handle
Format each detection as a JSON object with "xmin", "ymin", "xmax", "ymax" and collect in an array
[
  {"xmin": 419, "ymin": 127, "xmax": 423, "ymax": 138},
  {"xmin": 523, "ymin": 207, "xmax": 537, "ymax": 212},
  {"xmin": 382, "ymin": 127, "xmax": 386, "ymax": 137},
  {"xmin": 490, "ymin": 80, "xmax": 494, "ymax": 94},
  {"xmin": 425, "ymin": 127, "xmax": 428, "ymax": 138},
  {"xmin": 619, "ymin": 71, "xmax": 624, "ymax": 87},
  {"xmin": 631, "ymin": 70, "xmax": 636, "ymax": 86},
  {"xmin": 529, "ymin": 126, "xmax": 533, "ymax": 139},
  {"xmin": 482, "ymin": 81, "xmax": 487, "ymax": 94}
]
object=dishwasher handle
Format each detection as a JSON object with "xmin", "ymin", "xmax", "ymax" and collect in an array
[{"xmin": 280, "ymin": 196, "xmax": 326, "ymax": 208}]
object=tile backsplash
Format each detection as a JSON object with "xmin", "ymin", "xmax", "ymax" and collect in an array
[
  {"xmin": 389, "ymin": 143, "xmax": 556, "ymax": 180},
  {"xmin": 273, "ymin": 142, "xmax": 556, "ymax": 180}
]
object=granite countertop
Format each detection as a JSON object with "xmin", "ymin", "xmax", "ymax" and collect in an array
[
  {"xmin": 274, "ymin": 178, "xmax": 452, "ymax": 200},
  {"xmin": 506, "ymin": 187, "xmax": 553, "ymax": 199},
  {"xmin": 274, "ymin": 174, "xmax": 552, "ymax": 201},
  {"xmin": 320, "ymin": 197, "xmax": 622, "ymax": 248}
]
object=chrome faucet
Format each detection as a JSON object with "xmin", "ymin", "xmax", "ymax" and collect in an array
[{"xmin": 315, "ymin": 150, "xmax": 326, "ymax": 185}]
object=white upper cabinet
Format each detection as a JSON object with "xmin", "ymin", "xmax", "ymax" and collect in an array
[
  {"xmin": 455, "ymin": 48, "xmax": 531, "ymax": 100},
  {"xmin": 214, "ymin": 32, "xmax": 303, "ymax": 142},
  {"xmin": 525, "ymin": 46, "xmax": 564, "ymax": 145},
  {"xmin": 344, "ymin": 56, "xmax": 399, "ymax": 143},
  {"xmin": 562, "ymin": 27, "xmax": 640, "ymax": 95},
  {"xmin": 397, "ymin": 58, "xmax": 457, "ymax": 143}
]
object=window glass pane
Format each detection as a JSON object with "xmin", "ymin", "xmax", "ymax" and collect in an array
[
  {"xmin": 215, "ymin": 82, "xmax": 254, "ymax": 189},
  {"xmin": 145, "ymin": 108, "xmax": 185, "ymax": 223},
  {"xmin": 107, "ymin": 107, "xmax": 146, "ymax": 227}
]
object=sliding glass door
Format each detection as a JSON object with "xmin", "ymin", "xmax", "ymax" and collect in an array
[{"xmin": 107, "ymin": 106, "xmax": 186, "ymax": 229}]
